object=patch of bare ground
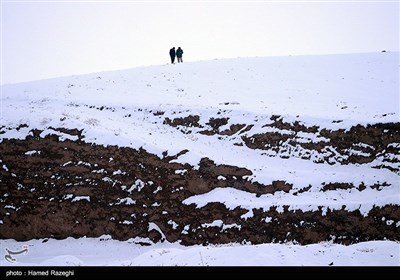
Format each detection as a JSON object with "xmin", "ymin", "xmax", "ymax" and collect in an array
[
  {"xmin": 163, "ymin": 115, "xmax": 400, "ymax": 173},
  {"xmin": 0, "ymin": 127, "xmax": 398, "ymax": 245}
]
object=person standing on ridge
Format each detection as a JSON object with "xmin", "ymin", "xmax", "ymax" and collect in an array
[
  {"xmin": 176, "ymin": 47, "xmax": 183, "ymax": 63},
  {"xmin": 169, "ymin": 47, "xmax": 176, "ymax": 64}
]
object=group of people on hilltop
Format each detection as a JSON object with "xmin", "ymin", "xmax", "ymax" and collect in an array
[{"xmin": 169, "ymin": 47, "xmax": 183, "ymax": 64}]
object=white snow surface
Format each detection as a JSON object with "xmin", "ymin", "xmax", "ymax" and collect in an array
[
  {"xmin": 0, "ymin": 238, "xmax": 398, "ymax": 266},
  {"xmin": 1, "ymin": 53, "xmax": 399, "ymax": 266}
]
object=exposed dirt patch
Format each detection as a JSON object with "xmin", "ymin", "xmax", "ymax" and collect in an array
[
  {"xmin": 243, "ymin": 132, "xmax": 292, "ymax": 150},
  {"xmin": 243, "ymin": 122, "xmax": 400, "ymax": 172},
  {"xmin": 220, "ymin": 124, "xmax": 246, "ymax": 136},
  {"xmin": 264, "ymin": 116, "xmax": 319, "ymax": 133},
  {"xmin": 164, "ymin": 115, "xmax": 202, "ymax": 128},
  {"xmin": 0, "ymin": 127, "xmax": 398, "ymax": 245},
  {"xmin": 164, "ymin": 114, "xmax": 400, "ymax": 174},
  {"xmin": 207, "ymin": 117, "xmax": 229, "ymax": 130},
  {"xmin": 321, "ymin": 183, "xmax": 354, "ymax": 192}
]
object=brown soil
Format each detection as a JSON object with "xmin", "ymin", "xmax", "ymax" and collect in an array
[
  {"xmin": 1, "ymin": 127, "xmax": 399, "ymax": 245},
  {"xmin": 163, "ymin": 115, "xmax": 400, "ymax": 173}
]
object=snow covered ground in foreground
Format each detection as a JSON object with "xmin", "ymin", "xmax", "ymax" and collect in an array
[{"xmin": 1, "ymin": 237, "xmax": 399, "ymax": 266}]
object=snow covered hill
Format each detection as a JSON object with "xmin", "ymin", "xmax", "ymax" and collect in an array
[{"xmin": 1, "ymin": 52, "xmax": 399, "ymax": 265}]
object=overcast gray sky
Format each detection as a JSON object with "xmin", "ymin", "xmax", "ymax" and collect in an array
[{"xmin": 1, "ymin": 0, "xmax": 399, "ymax": 84}]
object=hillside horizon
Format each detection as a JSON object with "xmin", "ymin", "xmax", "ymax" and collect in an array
[{"xmin": 2, "ymin": 51, "xmax": 397, "ymax": 86}]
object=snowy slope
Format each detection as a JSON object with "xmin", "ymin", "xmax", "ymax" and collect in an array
[
  {"xmin": 1, "ymin": 237, "xmax": 398, "ymax": 266},
  {"xmin": 2, "ymin": 52, "xmax": 398, "ymax": 124},
  {"xmin": 1, "ymin": 52, "xmax": 399, "ymax": 266},
  {"xmin": 2, "ymin": 52, "xmax": 399, "ymax": 209}
]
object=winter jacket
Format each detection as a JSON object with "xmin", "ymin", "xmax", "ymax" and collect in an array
[{"xmin": 176, "ymin": 48, "xmax": 183, "ymax": 58}]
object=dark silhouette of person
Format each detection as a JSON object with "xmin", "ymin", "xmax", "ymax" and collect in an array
[
  {"xmin": 169, "ymin": 47, "xmax": 176, "ymax": 64},
  {"xmin": 176, "ymin": 47, "xmax": 183, "ymax": 63}
]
